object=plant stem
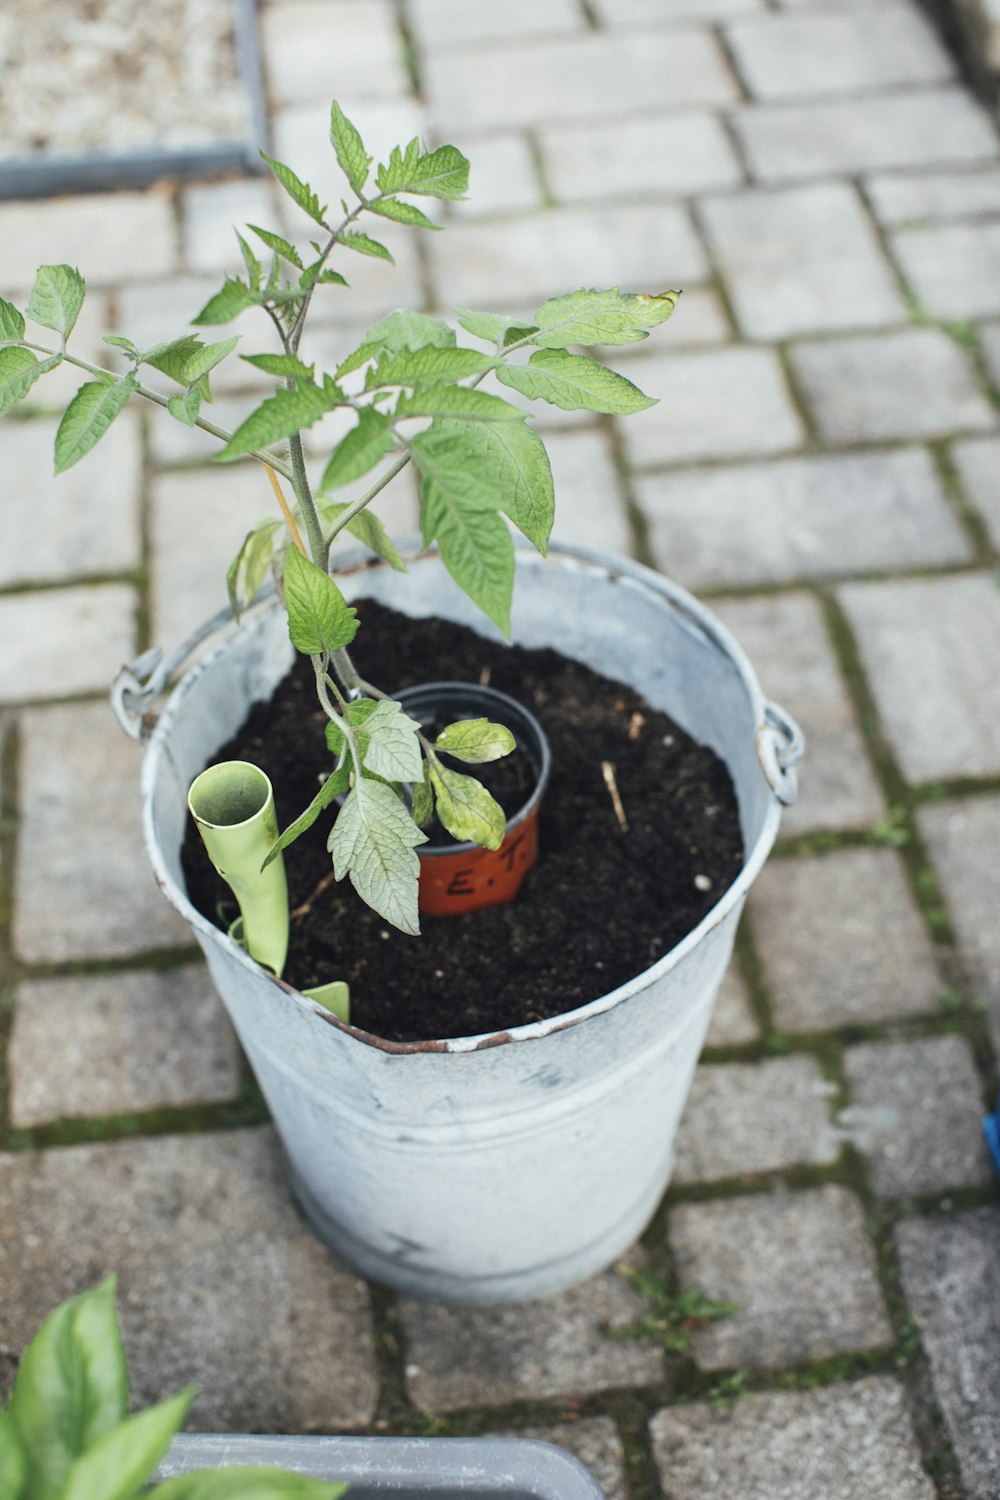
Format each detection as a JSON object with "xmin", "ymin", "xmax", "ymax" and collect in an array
[{"xmin": 323, "ymin": 452, "xmax": 411, "ymax": 547}]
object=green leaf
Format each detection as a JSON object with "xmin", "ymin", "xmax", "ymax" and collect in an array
[
  {"xmin": 411, "ymin": 423, "xmax": 516, "ymax": 637},
  {"xmin": 435, "ymin": 718, "xmax": 516, "ymax": 763},
  {"xmin": 375, "ymin": 140, "xmax": 469, "ymax": 201},
  {"xmin": 315, "ymin": 267, "xmax": 348, "ymax": 286},
  {"xmin": 364, "ymin": 310, "xmax": 455, "ymax": 354},
  {"xmin": 0, "ymin": 1409, "xmax": 26, "ymax": 1500},
  {"xmin": 184, "ymin": 335, "xmax": 240, "ymax": 384},
  {"xmin": 330, "ymin": 101, "xmax": 371, "ymax": 194},
  {"xmin": 366, "ymin": 346, "xmax": 493, "ymax": 389},
  {"xmin": 60, "ymin": 1388, "xmax": 195, "ymax": 1500},
  {"xmin": 263, "ymin": 760, "xmax": 351, "ymax": 868},
  {"xmin": 191, "ymin": 277, "xmax": 259, "ymax": 326},
  {"xmin": 531, "ymin": 287, "xmax": 681, "ymax": 348},
  {"xmin": 235, "ymin": 230, "xmax": 263, "ymax": 291},
  {"xmin": 320, "ymin": 407, "xmax": 395, "ymax": 490},
  {"xmin": 367, "ymin": 197, "xmax": 440, "ymax": 230},
  {"xmin": 168, "ymin": 389, "xmax": 202, "ymax": 426},
  {"xmin": 411, "ymin": 773, "xmax": 434, "ymax": 827},
  {"xmin": 340, "ymin": 232, "xmax": 393, "ymax": 263},
  {"xmin": 428, "ymin": 759, "xmax": 506, "ymax": 850},
  {"xmin": 319, "ymin": 500, "xmax": 407, "ymax": 572},
  {"xmin": 103, "ymin": 334, "xmax": 139, "ymax": 358},
  {"xmin": 466, "ymin": 419, "xmax": 553, "ymax": 554},
  {"xmin": 336, "ymin": 341, "xmax": 380, "ymax": 379},
  {"xmin": 217, "ymin": 383, "xmax": 340, "ymax": 461},
  {"xmin": 455, "ymin": 310, "xmax": 538, "ymax": 347},
  {"xmin": 240, "ymin": 352, "xmax": 315, "ymax": 381},
  {"xmin": 246, "ymin": 223, "xmax": 304, "ymax": 270},
  {"xmin": 227, "ymin": 517, "xmax": 282, "ymax": 616},
  {"xmin": 26, "ymin": 264, "xmax": 86, "ymax": 339},
  {"xmin": 151, "ymin": 1468, "xmax": 344, "ymax": 1499},
  {"xmin": 325, "ymin": 696, "xmax": 379, "ymax": 759},
  {"xmin": 328, "ymin": 779, "xmax": 426, "ymax": 935},
  {"xmin": 142, "ymin": 335, "xmax": 205, "ymax": 384},
  {"xmin": 54, "ymin": 374, "xmax": 137, "ymax": 473},
  {"xmin": 362, "ymin": 700, "xmax": 423, "ymax": 782},
  {"xmin": 0, "ymin": 347, "xmax": 60, "ymax": 415},
  {"xmin": 394, "ymin": 385, "xmax": 523, "ymax": 423},
  {"xmin": 283, "ymin": 546, "xmax": 360, "ymax": 654},
  {"xmin": 0, "ymin": 296, "xmax": 25, "ymax": 340},
  {"xmin": 498, "ymin": 348, "xmax": 656, "ymax": 414},
  {"xmin": 8, "ymin": 1278, "xmax": 129, "ymax": 1500},
  {"xmin": 261, "ymin": 150, "xmax": 326, "ymax": 225}
]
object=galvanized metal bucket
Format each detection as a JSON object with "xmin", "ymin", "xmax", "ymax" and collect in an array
[{"xmin": 126, "ymin": 543, "xmax": 801, "ymax": 1304}]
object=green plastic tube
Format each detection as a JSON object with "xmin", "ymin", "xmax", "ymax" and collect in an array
[{"xmin": 188, "ymin": 760, "xmax": 289, "ymax": 978}]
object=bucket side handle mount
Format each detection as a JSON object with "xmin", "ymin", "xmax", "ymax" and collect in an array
[
  {"xmin": 756, "ymin": 700, "xmax": 804, "ymax": 808},
  {"xmin": 111, "ymin": 602, "xmax": 237, "ymax": 742}
]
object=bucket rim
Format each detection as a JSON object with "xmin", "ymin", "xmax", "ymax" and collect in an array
[{"xmin": 140, "ymin": 541, "xmax": 783, "ymax": 1054}]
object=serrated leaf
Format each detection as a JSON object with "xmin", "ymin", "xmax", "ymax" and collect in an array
[
  {"xmin": 455, "ymin": 309, "xmax": 538, "ymax": 347},
  {"xmin": 25, "ymin": 264, "xmax": 85, "ymax": 339},
  {"xmin": 54, "ymin": 373, "xmax": 137, "ymax": 473},
  {"xmin": 235, "ymin": 229, "xmax": 263, "ymax": 291},
  {"xmin": 498, "ymin": 348, "xmax": 656, "ymax": 414},
  {"xmin": 261, "ymin": 150, "xmax": 327, "ymax": 225},
  {"xmin": 283, "ymin": 545, "xmax": 359, "ymax": 655},
  {"xmin": 0, "ymin": 296, "xmax": 25, "ymax": 340},
  {"xmin": 367, "ymin": 345, "xmax": 493, "ymax": 389},
  {"xmin": 0, "ymin": 347, "xmax": 60, "ymax": 415},
  {"xmin": 362, "ymin": 699, "xmax": 423, "ymax": 782},
  {"xmin": 0, "ymin": 1409, "xmax": 26, "ymax": 1500},
  {"xmin": 151, "ymin": 1467, "xmax": 344, "ymax": 1499},
  {"xmin": 8, "ymin": 1278, "xmax": 128, "ymax": 1500},
  {"xmin": 468, "ymin": 419, "xmax": 553, "ymax": 554},
  {"xmin": 191, "ymin": 277, "xmax": 259, "ymax": 326},
  {"xmin": 411, "ymin": 771, "xmax": 434, "ymax": 827},
  {"xmin": 336, "ymin": 341, "xmax": 380, "ymax": 379},
  {"xmin": 435, "ymin": 718, "xmax": 516, "ymax": 763},
  {"xmin": 167, "ymin": 388, "xmax": 201, "ymax": 425},
  {"xmin": 340, "ymin": 231, "xmax": 393, "ymax": 263},
  {"xmin": 246, "ymin": 223, "xmax": 304, "ymax": 270},
  {"xmin": 60, "ymin": 1388, "xmax": 195, "ymax": 1500},
  {"xmin": 316, "ymin": 267, "xmax": 348, "ymax": 286},
  {"xmin": 330, "ymin": 101, "xmax": 371, "ymax": 194},
  {"xmin": 365, "ymin": 310, "xmax": 455, "ymax": 354},
  {"xmin": 325, "ymin": 696, "xmax": 379, "ymax": 758},
  {"xmin": 328, "ymin": 779, "xmax": 426, "ymax": 935},
  {"xmin": 428, "ymin": 759, "xmax": 506, "ymax": 850},
  {"xmin": 395, "ymin": 384, "xmax": 522, "ymax": 423},
  {"xmin": 184, "ymin": 335, "xmax": 239, "ymax": 384},
  {"xmin": 367, "ymin": 197, "xmax": 440, "ymax": 230},
  {"xmin": 376, "ymin": 141, "xmax": 469, "ymax": 201},
  {"xmin": 217, "ymin": 383, "xmax": 340, "ymax": 461},
  {"xmin": 320, "ymin": 500, "xmax": 407, "ymax": 572},
  {"xmin": 319, "ymin": 406, "xmax": 395, "ymax": 490},
  {"xmin": 142, "ymin": 334, "xmax": 205, "ymax": 384},
  {"xmin": 227, "ymin": 517, "xmax": 282, "ymax": 616},
  {"xmin": 102, "ymin": 334, "xmax": 138, "ymax": 357},
  {"xmin": 240, "ymin": 352, "xmax": 315, "ymax": 381},
  {"xmin": 263, "ymin": 760, "xmax": 351, "ymax": 868},
  {"xmin": 531, "ymin": 287, "xmax": 681, "ymax": 348}
]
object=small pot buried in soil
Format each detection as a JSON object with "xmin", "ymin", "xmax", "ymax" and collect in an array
[{"xmin": 398, "ymin": 680, "xmax": 551, "ymax": 918}]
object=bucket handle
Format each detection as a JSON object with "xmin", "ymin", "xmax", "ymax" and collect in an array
[
  {"xmin": 756, "ymin": 700, "xmax": 804, "ymax": 808},
  {"xmin": 111, "ymin": 601, "xmax": 240, "ymax": 741}
]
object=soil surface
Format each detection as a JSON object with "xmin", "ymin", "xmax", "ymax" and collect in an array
[{"xmin": 182, "ymin": 601, "xmax": 744, "ymax": 1043}]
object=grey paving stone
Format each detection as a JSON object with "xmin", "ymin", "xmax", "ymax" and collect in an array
[
  {"xmin": 674, "ymin": 1055, "xmax": 838, "ymax": 1185},
  {"xmin": 410, "ymin": 0, "xmax": 582, "ymax": 48},
  {"xmin": 261, "ymin": 0, "xmax": 408, "ymax": 104},
  {"xmin": 541, "ymin": 113, "xmax": 742, "ymax": 203},
  {"xmin": 712, "ymin": 593, "xmax": 885, "ymax": 836},
  {"xmin": 705, "ymin": 964, "xmax": 760, "ymax": 1047},
  {"xmin": 401, "ymin": 1269, "xmax": 664, "ymax": 1411},
  {"xmin": 594, "ymin": 0, "xmax": 761, "ymax": 19},
  {"xmin": 669, "ymin": 1186, "xmax": 893, "ymax": 1369},
  {"xmin": 841, "ymin": 1037, "xmax": 993, "ymax": 1199},
  {"xmin": 2, "ymin": 413, "xmax": 141, "ymax": 586},
  {"xmin": 952, "ymin": 435, "xmax": 1000, "ymax": 548},
  {"xmin": 638, "ymin": 448, "xmax": 969, "ymax": 592},
  {"xmin": 425, "ymin": 29, "xmax": 738, "ymax": 133},
  {"xmin": 789, "ymin": 328, "xmax": 995, "ymax": 445},
  {"xmin": 14, "ymin": 701, "xmax": 191, "ymax": 962},
  {"xmin": 622, "ymin": 345, "xmax": 803, "ymax": 469},
  {"xmin": 0, "ymin": 192, "xmax": 175, "ymax": 295},
  {"xmin": 428, "ymin": 203, "xmax": 707, "ymax": 312},
  {"xmin": 546, "ymin": 428, "xmax": 632, "ymax": 557},
  {"xmin": 897, "ymin": 1208, "xmax": 1000, "ymax": 1500},
  {"xmin": 487, "ymin": 1420, "xmax": 625, "ymax": 1500},
  {"xmin": 0, "ymin": 584, "xmax": 136, "ymax": 703},
  {"xmin": 891, "ymin": 223, "xmax": 1000, "ymax": 321},
  {"xmin": 181, "ymin": 177, "xmax": 280, "ymax": 275},
  {"xmin": 0, "ymin": 1129, "xmax": 378, "ymax": 1430},
  {"xmin": 751, "ymin": 848, "xmax": 940, "ymax": 1031},
  {"xmin": 976, "ymin": 320, "xmax": 1000, "ymax": 387},
  {"xmin": 450, "ymin": 136, "xmax": 542, "ymax": 220},
  {"xmin": 866, "ymin": 166, "xmax": 1000, "ymax": 226},
  {"xmin": 918, "ymin": 797, "xmax": 1000, "ymax": 1054},
  {"xmin": 838, "ymin": 574, "xmax": 1000, "ymax": 782},
  {"xmin": 650, "ymin": 1377, "xmax": 935, "ymax": 1500},
  {"xmin": 700, "ymin": 183, "xmax": 905, "ymax": 339},
  {"xmin": 10, "ymin": 966, "xmax": 241, "ymax": 1126},
  {"xmin": 735, "ymin": 88, "xmax": 998, "ymax": 183}
]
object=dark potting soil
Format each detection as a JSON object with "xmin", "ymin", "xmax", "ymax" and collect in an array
[{"xmin": 181, "ymin": 600, "xmax": 744, "ymax": 1043}]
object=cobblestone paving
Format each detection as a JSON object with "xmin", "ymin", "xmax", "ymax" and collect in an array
[{"xmin": 1, "ymin": 2, "xmax": 999, "ymax": 1497}]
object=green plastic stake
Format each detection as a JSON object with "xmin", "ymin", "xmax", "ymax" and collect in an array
[
  {"xmin": 302, "ymin": 980, "xmax": 351, "ymax": 1024},
  {"xmin": 188, "ymin": 760, "xmax": 289, "ymax": 978}
]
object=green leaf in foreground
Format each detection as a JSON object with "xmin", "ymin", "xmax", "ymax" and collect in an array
[
  {"xmin": 217, "ymin": 382, "xmax": 340, "ymax": 461},
  {"xmin": 394, "ymin": 384, "xmax": 522, "ymax": 423},
  {"xmin": 54, "ymin": 373, "xmax": 137, "ymax": 473},
  {"xmin": 263, "ymin": 760, "xmax": 351, "ymax": 868},
  {"xmin": 530, "ymin": 287, "xmax": 681, "ymax": 348},
  {"xmin": 340, "ymin": 232, "xmax": 393, "ymax": 263},
  {"xmin": 366, "ymin": 345, "xmax": 493, "ymax": 388},
  {"xmin": 455, "ymin": 309, "xmax": 537, "ymax": 347},
  {"xmin": 0, "ymin": 1409, "xmax": 26, "ymax": 1500},
  {"xmin": 367, "ymin": 197, "xmax": 439, "ymax": 230},
  {"xmin": 416, "ymin": 418, "xmax": 553, "ymax": 558},
  {"xmin": 330, "ymin": 101, "xmax": 371, "ymax": 194},
  {"xmin": 428, "ymin": 759, "xmax": 506, "ymax": 850},
  {"xmin": 375, "ymin": 140, "xmax": 469, "ymax": 201},
  {"xmin": 325, "ymin": 696, "xmax": 378, "ymax": 759},
  {"xmin": 151, "ymin": 1468, "xmax": 344, "ymax": 1499},
  {"xmin": 167, "ymin": 389, "xmax": 201, "ymax": 426},
  {"xmin": 226, "ymin": 516, "xmax": 281, "ymax": 616},
  {"xmin": 191, "ymin": 277, "xmax": 259, "ymax": 326},
  {"xmin": 435, "ymin": 718, "xmax": 516, "ymax": 763},
  {"xmin": 329, "ymin": 779, "xmax": 426, "ymax": 935},
  {"xmin": 183, "ymin": 336, "xmax": 240, "ymax": 384},
  {"xmin": 240, "ymin": 352, "xmax": 315, "ymax": 382},
  {"xmin": 246, "ymin": 223, "xmax": 304, "ymax": 270},
  {"xmin": 261, "ymin": 150, "xmax": 326, "ymax": 225},
  {"xmin": 0, "ymin": 296, "xmax": 26, "ymax": 340},
  {"xmin": 0, "ymin": 347, "xmax": 61, "ymax": 415},
  {"xmin": 498, "ymin": 348, "xmax": 656, "ymax": 414},
  {"xmin": 411, "ymin": 773, "xmax": 434, "ymax": 828},
  {"xmin": 362, "ymin": 699, "xmax": 423, "ymax": 782},
  {"xmin": 283, "ymin": 545, "xmax": 359, "ymax": 655},
  {"xmin": 320, "ymin": 500, "xmax": 407, "ymax": 572},
  {"xmin": 25, "ymin": 264, "xmax": 85, "ymax": 339},
  {"xmin": 142, "ymin": 335, "xmax": 205, "ymax": 384},
  {"xmin": 59, "ymin": 1388, "xmax": 195, "ymax": 1500},
  {"xmin": 320, "ymin": 406, "xmax": 395, "ymax": 491}
]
